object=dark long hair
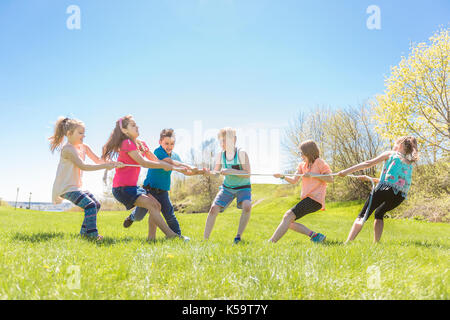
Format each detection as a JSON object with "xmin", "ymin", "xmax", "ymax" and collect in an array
[{"xmin": 102, "ymin": 115, "xmax": 134, "ymax": 161}]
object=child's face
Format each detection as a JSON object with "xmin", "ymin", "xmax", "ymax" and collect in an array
[
  {"xmin": 160, "ymin": 137, "xmax": 175, "ymax": 155},
  {"xmin": 393, "ymin": 141, "xmax": 405, "ymax": 153},
  {"xmin": 123, "ymin": 119, "xmax": 140, "ymax": 139},
  {"xmin": 298, "ymin": 149, "xmax": 307, "ymax": 162},
  {"xmin": 219, "ymin": 136, "xmax": 236, "ymax": 151},
  {"xmin": 67, "ymin": 125, "xmax": 85, "ymax": 145}
]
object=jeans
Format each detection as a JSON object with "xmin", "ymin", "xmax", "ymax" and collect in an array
[
  {"xmin": 61, "ymin": 190, "xmax": 100, "ymax": 237},
  {"xmin": 129, "ymin": 187, "xmax": 181, "ymax": 235}
]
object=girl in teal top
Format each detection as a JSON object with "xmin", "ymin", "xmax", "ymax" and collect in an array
[
  {"xmin": 376, "ymin": 151, "xmax": 413, "ymax": 198},
  {"xmin": 338, "ymin": 136, "xmax": 419, "ymax": 243}
]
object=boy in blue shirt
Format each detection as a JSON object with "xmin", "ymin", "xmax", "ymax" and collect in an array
[{"xmin": 123, "ymin": 129, "xmax": 203, "ymax": 240}]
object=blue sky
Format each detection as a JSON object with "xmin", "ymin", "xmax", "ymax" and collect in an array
[{"xmin": 0, "ymin": 0, "xmax": 449, "ymax": 202}]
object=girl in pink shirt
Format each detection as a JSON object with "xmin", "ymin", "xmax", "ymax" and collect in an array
[
  {"xmin": 102, "ymin": 115, "xmax": 188, "ymax": 241},
  {"xmin": 269, "ymin": 140, "xmax": 333, "ymax": 243}
]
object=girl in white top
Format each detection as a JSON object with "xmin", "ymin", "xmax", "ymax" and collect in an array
[{"xmin": 50, "ymin": 117, "xmax": 122, "ymax": 240}]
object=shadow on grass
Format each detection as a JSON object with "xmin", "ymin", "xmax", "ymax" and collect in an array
[
  {"xmin": 398, "ymin": 240, "xmax": 450, "ymax": 250},
  {"xmin": 11, "ymin": 232, "xmax": 65, "ymax": 242},
  {"xmin": 321, "ymin": 239, "xmax": 346, "ymax": 246},
  {"xmin": 96, "ymin": 236, "xmax": 191, "ymax": 246}
]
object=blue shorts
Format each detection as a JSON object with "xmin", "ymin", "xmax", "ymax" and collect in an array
[
  {"xmin": 112, "ymin": 186, "xmax": 147, "ymax": 210},
  {"xmin": 213, "ymin": 185, "xmax": 252, "ymax": 211}
]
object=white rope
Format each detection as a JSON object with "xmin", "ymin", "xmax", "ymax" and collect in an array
[{"xmin": 104, "ymin": 165, "xmax": 377, "ymax": 224}]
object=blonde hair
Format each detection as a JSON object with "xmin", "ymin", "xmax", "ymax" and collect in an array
[
  {"xmin": 218, "ymin": 127, "xmax": 236, "ymax": 140},
  {"xmin": 49, "ymin": 117, "xmax": 84, "ymax": 153},
  {"xmin": 395, "ymin": 136, "xmax": 419, "ymax": 163}
]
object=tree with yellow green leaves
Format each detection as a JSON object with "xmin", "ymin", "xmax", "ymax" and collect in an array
[{"xmin": 374, "ymin": 28, "xmax": 449, "ymax": 161}]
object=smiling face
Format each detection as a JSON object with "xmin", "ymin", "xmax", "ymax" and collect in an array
[
  {"xmin": 67, "ymin": 125, "xmax": 86, "ymax": 146},
  {"xmin": 160, "ymin": 136, "xmax": 175, "ymax": 155}
]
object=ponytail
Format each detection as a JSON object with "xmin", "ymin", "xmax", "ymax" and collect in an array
[{"xmin": 49, "ymin": 117, "xmax": 84, "ymax": 153}]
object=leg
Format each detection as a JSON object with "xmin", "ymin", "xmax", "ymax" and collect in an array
[
  {"xmin": 271, "ymin": 197, "xmax": 321, "ymax": 242},
  {"xmin": 62, "ymin": 191, "xmax": 99, "ymax": 238},
  {"xmin": 130, "ymin": 206, "xmax": 149, "ymax": 222},
  {"xmin": 147, "ymin": 217, "xmax": 157, "ymax": 241},
  {"xmin": 157, "ymin": 191, "xmax": 181, "ymax": 236},
  {"xmin": 345, "ymin": 189, "xmax": 389, "ymax": 243},
  {"xmin": 204, "ymin": 187, "xmax": 234, "ymax": 240},
  {"xmin": 289, "ymin": 221, "xmax": 314, "ymax": 236},
  {"xmin": 236, "ymin": 200, "xmax": 252, "ymax": 238},
  {"xmin": 286, "ymin": 197, "xmax": 322, "ymax": 236},
  {"xmin": 372, "ymin": 191, "xmax": 404, "ymax": 243},
  {"xmin": 374, "ymin": 219, "xmax": 384, "ymax": 243},
  {"xmin": 269, "ymin": 210, "xmax": 296, "ymax": 243},
  {"xmin": 345, "ymin": 218, "xmax": 364, "ymax": 243},
  {"xmin": 134, "ymin": 195, "xmax": 178, "ymax": 239},
  {"xmin": 204, "ymin": 205, "xmax": 221, "ymax": 240}
]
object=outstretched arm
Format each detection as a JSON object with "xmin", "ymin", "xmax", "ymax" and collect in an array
[
  {"xmin": 274, "ymin": 168, "xmax": 302, "ymax": 185},
  {"xmin": 85, "ymin": 144, "xmax": 107, "ymax": 165},
  {"xmin": 338, "ymin": 151, "xmax": 392, "ymax": 177},
  {"xmin": 128, "ymin": 150, "xmax": 175, "ymax": 171},
  {"xmin": 63, "ymin": 146, "xmax": 118, "ymax": 171}
]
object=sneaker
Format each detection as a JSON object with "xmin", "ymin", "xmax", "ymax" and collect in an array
[
  {"xmin": 233, "ymin": 236, "xmax": 241, "ymax": 245},
  {"xmin": 123, "ymin": 216, "xmax": 133, "ymax": 228},
  {"xmin": 179, "ymin": 235, "xmax": 190, "ymax": 242},
  {"xmin": 310, "ymin": 232, "xmax": 326, "ymax": 243}
]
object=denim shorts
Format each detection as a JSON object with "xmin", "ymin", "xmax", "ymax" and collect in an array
[
  {"xmin": 213, "ymin": 185, "xmax": 252, "ymax": 211},
  {"xmin": 112, "ymin": 186, "xmax": 147, "ymax": 210}
]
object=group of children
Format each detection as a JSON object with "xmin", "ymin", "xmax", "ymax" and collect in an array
[{"xmin": 50, "ymin": 115, "xmax": 419, "ymax": 244}]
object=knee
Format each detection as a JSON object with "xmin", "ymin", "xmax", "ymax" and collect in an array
[
  {"xmin": 152, "ymin": 201, "xmax": 161, "ymax": 212},
  {"xmin": 241, "ymin": 201, "xmax": 252, "ymax": 213},
  {"xmin": 282, "ymin": 210, "xmax": 295, "ymax": 223},
  {"xmin": 208, "ymin": 205, "xmax": 220, "ymax": 217},
  {"xmin": 145, "ymin": 198, "xmax": 161, "ymax": 212}
]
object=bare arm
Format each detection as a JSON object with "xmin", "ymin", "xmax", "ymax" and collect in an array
[
  {"xmin": 204, "ymin": 153, "xmax": 222, "ymax": 175},
  {"xmin": 128, "ymin": 150, "xmax": 174, "ymax": 171},
  {"xmin": 274, "ymin": 168, "xmax": 302, "ymax": 185},
  {"xmin": 63, "ymin": 146, "xmax": 116, "ymax": 171},
  {"xmin": 338, "ymin": 151, "xmax": 392, "ymax": 177},
  {"xmin": 84, "ymin": 144, "xmax": 106, "ymax": 165},
  {"xmin": 143, "ymin": 150, "xmax": 159, "ymax": 162}
]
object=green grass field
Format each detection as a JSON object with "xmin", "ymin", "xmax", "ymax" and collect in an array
[{"xmin": 0, "ymin": 184, "xmax": 448, "ymax": 300}]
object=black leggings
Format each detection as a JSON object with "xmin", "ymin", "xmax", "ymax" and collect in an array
[
  {"xmin": 290, "ymin": 197, "xmax": 322, "ymax": 220},
  {"xmin": 358, "ymin": 186, "xmax": 405, "ymax": 220}
]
